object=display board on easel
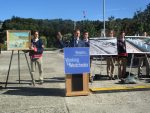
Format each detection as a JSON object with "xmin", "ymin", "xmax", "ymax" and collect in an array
[
  {"xmin": 125, "ymin": 36, "xmax": 150, "ymax": 83},
  {"xmin": 125, "ymin": 36, "xmax": 150, "ymax": 53},
  {"xmin": 90, "ymin": 37, "xmax": 118, "ymax": 56},
  {"xmin": 89, "ymin": 37, "xmax": 118, "ymax": 81},
  {"xmin": 5, "ymin": 30, "xmax": 34, "ymax": 88},
  {"xmin": 7, "ymin": 30, "xmax": 31, "ymax": 50}
]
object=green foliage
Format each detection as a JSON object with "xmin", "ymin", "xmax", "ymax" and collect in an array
[
  {"xmin": 133, "ymin": 3, "xmax": 150, "ymax": 35},
  {"xmin": 40, "ymin": 36, "xmax": 47, "ymax": 47},
  {"xmin": 0, "ymin": 43, "xmax": 7, "ymax": 50},
  {"xmin": 0, "ymin": 2, "xmax": 150, "ymax": 47}
]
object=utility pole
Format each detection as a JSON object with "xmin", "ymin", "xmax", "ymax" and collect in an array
[
  {"xmin": 0, "ymin": 22, "xmax": 3, "ymax": 54},
  {"xmin": 103, "ymin": 0, "xmax": 106, "ymax": 37}
]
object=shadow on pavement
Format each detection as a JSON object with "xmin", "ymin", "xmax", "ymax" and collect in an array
[
  {"xmin": 2, "ymin": 87, "xmax": 65, "ymax": 97},
  {"xmin": 44, "ymin": 77, "xmax": 65, "ymax": 83},
  {"xmin": 0, "ymin": 81, "xmax": 30, "ymax": 85},
  {"xmin": 0, "ymin": 77, "xmax": 65, "ymax": 85}
]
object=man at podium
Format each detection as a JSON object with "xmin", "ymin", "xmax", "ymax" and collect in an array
[
  {"xmin": 69, "ymin": 29, "xmax": 85, "ymax": 47},
  {"xmin": 64, "ymin": 29, "xmax": 90, "ymax": 96}
]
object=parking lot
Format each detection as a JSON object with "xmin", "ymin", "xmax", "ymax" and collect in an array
[{"xmin": 0, "ymin": 50, "xmax": 150, "ymax": 113}]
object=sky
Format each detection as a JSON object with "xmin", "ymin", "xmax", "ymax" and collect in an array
[{"xmin": 0, "ymin": 0, "xmax": 149, "ymax": 21}]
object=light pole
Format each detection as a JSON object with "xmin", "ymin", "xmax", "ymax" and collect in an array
[
  {"xmin": 103, "ymin": 0, "xmax": 106, "ymax": 37},
  {"xmin": 0, "ymin": 22, "xmax": 3, "ymax": 54}
]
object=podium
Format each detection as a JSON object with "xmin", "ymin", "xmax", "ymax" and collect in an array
[
  {"xmin": 64, "ymin": 47, "xmax": 90, "ymax": 96},
  {"xmin": 66, "ymin": 73, "xmax": 89, "ymax": 96}
]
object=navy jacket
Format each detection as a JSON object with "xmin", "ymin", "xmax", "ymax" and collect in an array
[
  {"xmin": 29, "ymin": 38, "xmax": 44, "ymax": 56},
  {"xmin": 69, "ymin": 38, "xmax": 85, "ymax": 47},
  {"xmin": 55, "ymin": 39, "xmax": 64, "ymax": 49},
  {"xmin": 117, "ymin": 38, "xmax": 128, "ymax": 57},
  {"xmin": 84, "ymin": 40, "xmax": 90, "ymax": 47}
]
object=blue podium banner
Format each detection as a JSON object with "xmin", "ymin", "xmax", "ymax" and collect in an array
[{"xmin": 64, "ymin": 47, "xmax": 90, "ymax": 74}]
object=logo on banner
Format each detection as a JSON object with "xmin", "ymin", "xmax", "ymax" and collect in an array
[{"xmin": 64, "ymin": 47, "xmax": 90, "ymax": 74}]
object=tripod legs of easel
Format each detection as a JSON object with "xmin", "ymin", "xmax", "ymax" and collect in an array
[
  {"xmin": 5, "ymin": 51, "xmax": 35, "ymax": 88},
  {"xmin": 24, "ymin": 53, "xmax": 35, "ymax": 85},
  {"xmin": 145, "ymin": 53, "xmax": 150, "ymax": 77},
  {"xmin": 18, "ymin": 51, "xmax": 20, "ymax": 84},
  {"xmin": 125, "ymin": 53, "xmax": 136, "ymax": 83},
  {"xmin": 128, "ymin": 53, "xmax": 134, "ymax": 77},
  {"xmin": 5, "ymin": 50, "xmax": 14, "ymax": 88}
]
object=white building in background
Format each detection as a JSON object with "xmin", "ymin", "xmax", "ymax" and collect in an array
[{"xmin": 101, "ymin": 29, "xmax": 106, "ymax": 37}]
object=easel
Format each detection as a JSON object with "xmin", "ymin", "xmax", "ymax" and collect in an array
[
  {"xmin": 0, "ymin": 43, "xmax": 2, "ymax": 54},
  {"xmin": 91, "ymin": 55, "xmax": 117, "ymax": 82},
  {"xmin": 125, "ymin": 53, "xmax": 150, "ymax": 83},
  {"xmin": 131, "ymin": 53, "xmax": 150, "ymax": 76},
  {"xmin": 129, "ymin": 53, "xmax": 134, "ymax": 76},
  {"xmin": 91, "ymin": 55, "xmax": 105, "ymax": 81},
  {"xmin": 5, "ymin": 50, "xmax": 35, "ymax": 88},
  {"xmin": 91, "ymin": 56, "xmax": 103, "ymax": 83},
  {"xmin": 145, "ymin": 53, "xmax": 150, "ymax": 75},
  {"xmin": 140, "ymin": 53, "xmax": 150, "ymax": 77}
]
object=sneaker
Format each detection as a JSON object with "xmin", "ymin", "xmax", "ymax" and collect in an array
[
  {"xmin": 111, "ymin": 77, "xmax": 116, "ymax": 80},
  {"xmin": 39, "ymin": 80, "xmax": 43, "ymax": 85},
  {"xmin": 108, "ymin": 77, "xmax": 115, "ymax": 80},
  {"xmin": 29, "ymin": 80, "xmax": 35, "ymax": 86},
  {"xmin": 108, "ymin": 77, "xmax": 112, "ymax": 80},
  {"xmin": 120, "ymin": 78, "xmax": 125, "ymax": 84},
  {"xmin": 0, "ymin": 86, "xmax": 3, "ymax": 89}
]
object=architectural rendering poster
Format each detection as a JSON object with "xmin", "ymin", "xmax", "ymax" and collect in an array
[
  {"xmin": 90, "ymin": 37, "xmax": 118, "ymax": 56},
  {"xmin": 126, "ymin": 37, "xmax": 150, "ymax": 53},
  {"xmin": 7, "ymin": 30, "xmax": 31, "ymax": 50}
]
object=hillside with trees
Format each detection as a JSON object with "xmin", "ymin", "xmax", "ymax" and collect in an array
[{"xmin": 0, "ymin": 3, "xmax": 150, "ymax": 48}]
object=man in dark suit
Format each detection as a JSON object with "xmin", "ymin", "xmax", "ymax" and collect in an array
[
  {"xmin": 83, "ymin": 31, "xmax": 90, "ymax": 47},
  {"xmin": 69, "ymin": 29, "xmax": 85, "ymax": 47},
  {"xmin": 82, "ymin": 31, "xmax": 92, "ymax": 82}
]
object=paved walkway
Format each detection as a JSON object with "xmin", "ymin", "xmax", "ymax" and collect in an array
[{"xmin": 0, "ymin": 51, "xmax": 150, "ymax": 113}]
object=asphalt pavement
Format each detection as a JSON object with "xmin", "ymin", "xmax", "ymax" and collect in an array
[{"xmin": 0, "ymin": 50, "xmax": 150, "ymax": 113}]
